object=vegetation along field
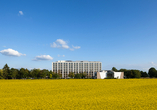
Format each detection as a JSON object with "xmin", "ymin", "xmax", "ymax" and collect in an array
[{"xmin": 0, "ymin": 79, "xmax": 157, "ymax": 109}]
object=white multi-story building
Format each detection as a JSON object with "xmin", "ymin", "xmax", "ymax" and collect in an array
[{"xmin": 52, "ymin": 60, "xmax": 102, "ymax": 78}]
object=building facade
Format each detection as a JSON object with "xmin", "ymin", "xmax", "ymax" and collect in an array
[
  {"xmin": 52, "ymin": 60, "xmax": 102, "ymax": 78},
  {"xmin": 96, "ymin": 70, "xmax": 124, "ymax": 79}
]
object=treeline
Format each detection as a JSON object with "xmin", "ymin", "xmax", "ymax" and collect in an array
[
  {"xmin": 0, "ymin": 64, "xmax": 91, "ymax": 79},
  {"xmin": 1, "ymin": 64, "xmax": 157, "ymax": 79},
  {"xmin": 112, "ymin": 67, "xmax": 157, "ymax": 78},
  {"xmin": 0, "ymin": 64, "xmax": 60, "ymax": 79}
]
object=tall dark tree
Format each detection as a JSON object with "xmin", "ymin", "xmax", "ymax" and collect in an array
[
  {"xmin": 141, "ymin": 71, "xmax": 148, "ymax": 77},
  {"xmin": 44, "ymin": 69, "xmax": 50, "ymax": 78},
  {"xmin": 0, "ymin": 69, "xmax": 3, "ymax": 79},
  {"xmin": 132, "ymin": 70, "xmax": 141, "ymax": 78},
  {"xmin": 68, "ymin": 72, "xmax": 75, "ymax": 78},
  {"xmin": 57, "ymin": 70, "xmax": 62, "ymax": 79},
  {"xmin": 52, "ymin": 72, "xmax": 59, "ymax": 79},
  {"xmin": 39, "ymin": 69, "xmax": 49, "ymax": 78},
  {"xmin": 148, "ymin": 67, "xmax": 157, "ymax": 78},
  {"xmin": 19, "ymin": 68, "xmax": 28, "ymax": 79},
  {"xmin": 119, "ymin": 69, "xmax": 127, "ymax": 72},
  {"xmin": 87, "ymin": 73, "xmax": 92, "ymax": 79},
  {"xmin": 112, "ymin": 67, "xmax": 118, "ymax": 72},
  {"xmin": 81, "ymin": 72, "xmax": 87, "ymax": 79},
  {"xmin": 124, "ymin": 70, "xmax": 141, "ymax": 78},
  {"xmin": 30, "ymin": 69, "xmax": 41, "ymax": 79},
  {"xmin": 74, "ymin": 73, "xmax": 81, "ymax": 79},
  {"xmin": 25, "ymin": 69, "xmax": 30, "ymax": 78},
  {"xmin": 3, "ymin": 64, "xmax": 10, "ymax": 79},
  {"xmin": 10, "ymin": 68, "xmax": 18, "ymax": 79},
  {"xmin": 124, "ymin": 70, "xmax": 133, "ymax": 78}
]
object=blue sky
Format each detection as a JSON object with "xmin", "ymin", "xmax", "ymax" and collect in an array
[{"xmin": 0, "ymin": 0, "xmax": 157, "ymax": 71}]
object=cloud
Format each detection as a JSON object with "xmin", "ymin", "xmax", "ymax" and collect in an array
[
  {"xmin": 58, "ymin": 54, "xmax": 65, "ymax": 57},
  {"xmin": 3, "ymin": 46, "xmax": 6, "ymax": 48},
  {"xmin": 51, "ymin": 39, "xmax": 80, "ymax": 51},
  {"xmin": 69, "ymin": 44, "xmax": 81, "ymax": 51},
  {"xmin": 19, "ymin": 11, "xmax": 23, "ymax": 15},
  {"xmin": 69, "ymin": 48, "xmax": 74, "ymax": 51},
  {"xmin": 33, "ymin": 55, "xmax": 53, "ymax": 61},
  {"xmin": 72, "ymin": 45, "xmax": 81, "ymax": 49},
  {"xmin": 51, "ymin": 39, "xmax": 69, "ymax": 49},
  {"xmin": 0, "ymin": 48, "xmax": 26, "ymax": 57},
  {"xmin": 70, "ymin": 45, "xmax": 81, "ymax": 51},
  {"xmin": 151, "ymin": 62, "xmax": 157, "ymax": 66}
]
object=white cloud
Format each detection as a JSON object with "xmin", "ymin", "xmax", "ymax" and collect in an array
[
  {"xmin": 72, "ymin": 45, "xmax": 81, "ymax": 49},
  {"xmin": 62, "ymin": 44, "xmax": 69, "ymax": 49},
  {"xmin": 56, "ymin": 39, "xmax": 67, "ymax": 45},
  {"xmin": 51, "ymin": 42, "xmax": 57, "ymax": 48},
  {"xmin": 51, "ymin": 39, "xmax": 80, "ymax": 51},
  {"xmin": 0, "ymin": 48, "xmax": 26, "ymax": 57},
  {"xmin": 33, "ymin": 55, "xmax": 53, "ymax": 61},
  {"xmin": 51, "ymin": 39, "xmax": 69, "ymax": 49},
  {"xmin": 151, "ymin": 62, "xmax": 157, "ymax": 67},
  {"xmin": 58, "ymin": 54, "xmax": 65, "ymax": 57},
  {"xmin": 69, "ymin": 48, "xmax": 74, "ymax": 51},
  {"xmin": 70, "ymin": 45, "xmax": 81, "ymax": 51},
  {"xmin": 19, "ymin": 11, "xmax": 23, "ymax": 15}
]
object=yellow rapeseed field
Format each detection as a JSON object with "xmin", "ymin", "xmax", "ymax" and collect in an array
[{"xmin": 0, "ymin": 79, "xmax": 157, "ymax": 109}]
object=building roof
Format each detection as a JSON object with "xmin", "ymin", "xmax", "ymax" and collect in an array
[{"xmin": 54, "ymin": 60, "xmax": 101, "ymax": 63}]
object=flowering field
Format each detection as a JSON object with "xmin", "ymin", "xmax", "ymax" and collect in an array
[{"xmin": 0, "ymin": 79, "xmax": 157, "ymax": 109}]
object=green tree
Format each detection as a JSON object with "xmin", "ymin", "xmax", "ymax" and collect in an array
[
  {"xmin": 81, "ymin": 72, "xmax": 87, "ymax": 79},
  {"xmin": 52, "ymin": 72, "xmax": 59, "ymax": 79},
  {"xmin": 124, "ymin": 70, "xmax": 132, "ymax": 78},
  {"xmin": 74, "ymin": 73, "xmax": 81, "ymax": 79},
  {"xmin": 25, "ymin": 69, "xmax": 30, "ymax": 78},
  {"xmin": 39, "ymin": 69, "xmax": 48, "ymax": 79},
  {"xmin": 148, "ymin": 67, "xmax": 157, "ymax": 78},
  {"xmin": 10, "ymin": 68, "xmax": 18, "ymax": 79},
  {"xmin": 124, "ymin": 70, "xmax": 141, "ymax": 78},
  {"xmin": 68, "ymin": 72, "xmax": 75, "ymax": 78},
  {"xmin": 3, "ymin": 64, "xmax": 10, "ymax": 79},
  {"xmin": 0, "ymin": 69, "xmax": 3, "ymax": 79},
  {"xmin": 44, "ymin": 69, "xmax": 50, "ymax": 78},
  {"xmin": 49, "ymin": 74, "xmax": 52, "ymax": 79},
  {"xmin": 132, "ymin": 70, "xmax": 141, "ymax": 78},
  {"xmin": 119, "ymin": 69, "xmax": 127, "ymax": 72},
  {"xmin": 87, "ymin": 73, "xmax": 92, "ymax": 79},
  {"xmin": 112, "ymin": 67, "xmax": 118, "ymax": 72},
  {"xmin": 49, "ymin": 70, "xmax": 53, "ymax": 79},
  {"xmin": 58, "ymin": 70, "xmax": 62, "ymax": 79},
  {"xmin": 30, "ymin": 69, "xmax": 41, "ymax": 79},
  {"xmin": 19, "ymin": 68, "xmax": 27, "ymax": 79},
  {"xmin": 140, "ymin": 71, "xmax": 148, "ymax": 77}
]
